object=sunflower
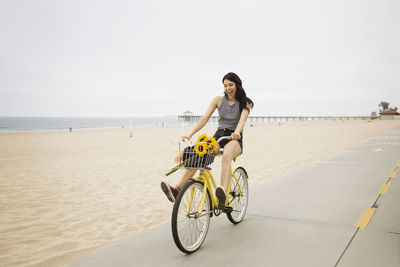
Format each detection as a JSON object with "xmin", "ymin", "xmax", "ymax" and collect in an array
[
  {"xmin": 197, "ymin": 133, "xmax": 207, "ymax": 143},
  {"xmin": 194, "ymin": 142, "xmax": 208, "ymax": 157},
  {"xmin": 206, "ymin": 137, "xmax": 217, "ymax": 154},
  {"xmin": 194, "ymin": 133, "xmax": 211, "ymax": 157}
]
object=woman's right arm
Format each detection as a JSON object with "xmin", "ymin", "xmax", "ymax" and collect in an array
[{"xmin": 182, "ymin": 96, "xmax": 221, "ymax": 140}]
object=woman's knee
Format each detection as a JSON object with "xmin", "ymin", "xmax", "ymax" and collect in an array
[
  {"xmin": 221, "ymin": 149, "xmax": 236, "ymax": 164},
  {"xmin": 224, "ymin": 142, "xmax": 241, "ymax": 156},
  {"xmin": 221, "ymin": 153, "xmax": 232, "ymax": 165}
]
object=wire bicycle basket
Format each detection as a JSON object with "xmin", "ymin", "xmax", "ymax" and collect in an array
[
  {"xmin": 166, "ymin": 134, "xmax": 217, "ymax": 176},
  {"xmin": 181, "ymin": 142, "xmax": 216, "ymax": 170}
]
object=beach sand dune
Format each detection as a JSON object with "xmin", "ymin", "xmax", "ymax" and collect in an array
[{"xmin": 1, "ymin": 119, "xmax": 399, "ymax": 266}]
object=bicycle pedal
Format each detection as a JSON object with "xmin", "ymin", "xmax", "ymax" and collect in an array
[
  {"xmin": 223, "ymin": 206, "xmax": 233, "ymax": 213},
  {"xmin": 213, "ymin": 209, "xmax": 223, "ymax": 216}
]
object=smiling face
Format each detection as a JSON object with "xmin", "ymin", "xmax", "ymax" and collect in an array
[{"xmin": 223, "ymin": 79, "xmax": 237, "ymax": 100}]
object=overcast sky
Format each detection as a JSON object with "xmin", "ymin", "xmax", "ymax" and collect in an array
[{"xmin": 0, "ymin": 0, "xmax": 399, "ymax": 117}]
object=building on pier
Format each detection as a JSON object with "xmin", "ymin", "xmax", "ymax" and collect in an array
[
  {"xmin": 380, "ymin": 109, "xmax": 400, "ymax": 120},
  {"xmin": 180, "ymin": 110, "xmax": 195, "ymax": 122}
]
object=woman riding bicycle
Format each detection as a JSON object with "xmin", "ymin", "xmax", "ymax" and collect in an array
[{"xmin": 161, "ymin": 72, "xmax": 254, "ymax": 210}]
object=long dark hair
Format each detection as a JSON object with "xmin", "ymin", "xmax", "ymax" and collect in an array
[{"xmin": 222, "ymin": 72, "xmax": 254, "ymax": 112}]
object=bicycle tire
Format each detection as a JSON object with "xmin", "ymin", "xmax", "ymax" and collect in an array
[
  {"xmin": 171, "ymin": 180, "xmax": 211, "ymax": 253},
  {"xmin": 227, "ymin": 167, "xmax": 249, "ymax": 224}
]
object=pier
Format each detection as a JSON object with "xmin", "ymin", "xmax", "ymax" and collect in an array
[{"xmin": 178, "ymin": 115, "xmax": 371, "ymax": 124}]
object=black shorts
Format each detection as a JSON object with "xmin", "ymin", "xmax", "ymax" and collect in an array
[{"xmin": 213, "ymin": 128, "xmax": 243, "ymax": 153}]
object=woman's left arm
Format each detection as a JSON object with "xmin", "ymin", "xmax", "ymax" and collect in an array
[{"xmin": 232, "ymin": 102, "xmax": 252, "ymax": 140}]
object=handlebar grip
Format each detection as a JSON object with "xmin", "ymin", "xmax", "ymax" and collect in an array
[
  {"xmin": 216, "ymin": 133, "xmax": 241, "ymax": 143},
  {"xmin": 216, "ymin": 136, "xmax": 232, "ymax": 143}
]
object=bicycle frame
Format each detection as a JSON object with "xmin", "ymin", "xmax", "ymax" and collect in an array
[
  {"xmin": 171, "ymin": 135, "xmax": 245, "ymax": 218},
  {"xmin": 190, "ymin": 168, "xmax": 243, "ymax": 217}
]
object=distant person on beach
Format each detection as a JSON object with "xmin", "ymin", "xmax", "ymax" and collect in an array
[{"xmin": 161, "ymin": 72, "xmax": 254, "ymax": 209}]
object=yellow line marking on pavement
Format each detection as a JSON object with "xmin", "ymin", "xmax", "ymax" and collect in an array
[
  {"xmin": 389, "ymin": 170, "xmax": 398, "ymax": 178},
  {"xmin": 378, "ymin": 182, "xmax": 391, "ymax": 194},
  {"xmin": 355, "ymin": 208, "xmax": 376, "ymax": 228}
]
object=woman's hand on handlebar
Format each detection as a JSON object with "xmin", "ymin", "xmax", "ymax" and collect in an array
[
  {"xmin": 231, "ymin": 133, "xmax": 241, "ymax": 140},
  {"xmin": 181, "ymin": 136, "xmax": 191, "ymax": 142}
]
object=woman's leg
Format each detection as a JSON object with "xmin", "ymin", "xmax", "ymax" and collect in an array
[
  {"xmin": 177, "ymin": 169, "xmax": 197, "ymax": 189},
  {"xmin": 220, "ymin": 141, "xmax": 242, "ymax": 191},
  {"xmin": 162, "ymin": 168, "xmax": 196, "ymax": 202}
]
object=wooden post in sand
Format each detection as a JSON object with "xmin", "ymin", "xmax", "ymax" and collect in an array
[{"xmin": 130, "ymin": 117, "xmax": 133, "ymax": 138}]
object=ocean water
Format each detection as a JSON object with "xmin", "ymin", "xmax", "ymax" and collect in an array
[{"xmin": 0, "ymin": 116, "xmax": 183, "ymax": 132}]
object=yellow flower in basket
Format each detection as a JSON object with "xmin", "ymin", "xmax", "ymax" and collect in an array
[
  {"xmin": 197, "ymin": 133, "xmax": 207, "ymax": 143},
  {"xmin": 195, "ymin": 134, "xmax": 208, "ymax": 157},
  {"xmin": 194, "ymin": 134, "xmax": 217, "ymax": 157},
  {"xmin": 206, "ymin": 136, "xmax": 217, "ymax": 154},
  {"xmin": 194, "ymin": 142, "xmax": 208, "ymax": 157}
]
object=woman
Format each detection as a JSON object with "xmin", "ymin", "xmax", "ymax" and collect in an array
[{"xmin": 161, "ymin": 72, "xmax": 254, "ymax": 210}]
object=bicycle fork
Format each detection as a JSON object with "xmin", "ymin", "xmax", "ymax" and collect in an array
[{"xmin": 185, "ymin": 171, "xmax": 215, "ymax": 218}]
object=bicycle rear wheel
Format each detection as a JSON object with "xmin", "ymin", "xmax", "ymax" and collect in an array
[
  {"xmin": 171, "ymin": 180, "xmax": 211, "ymax": 253},
  {"xmin": 227, "ymin": 167, "xmax": 249, "ymax": 224}
]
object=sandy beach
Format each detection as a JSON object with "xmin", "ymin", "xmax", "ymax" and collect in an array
[{"xmin": 1, "ymin": 119, "xmax": 400, "ymax": 266}]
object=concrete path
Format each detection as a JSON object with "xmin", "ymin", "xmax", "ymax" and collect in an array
[{"xmin": 67, "ymin": 126, "xmax": 400, "ymax": 267}]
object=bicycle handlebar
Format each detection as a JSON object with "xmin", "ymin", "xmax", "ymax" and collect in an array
[
  {"xmin": 182, "ymin": 137, "xmax": 191, "ymax": 146},
  {"xmin": 216, "ymin": 136, "xmax": 231, "ymax": 143},
  {"xmin": 182, "ymin": 134, "xmax": 240, "ymax": 145}
]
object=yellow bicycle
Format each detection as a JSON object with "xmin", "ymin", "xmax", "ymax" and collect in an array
[{"xmin": 165, "ymin": 136, "xmax": 249, "ymax": 253}]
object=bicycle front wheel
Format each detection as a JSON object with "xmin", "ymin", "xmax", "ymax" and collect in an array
[
  {"xmin": 227, "ymin": 167, "xmax": 249, "ymax": 224},
  {"xmin": 171, "ymin": 180, "xmax": 211, "ymax": 253}
]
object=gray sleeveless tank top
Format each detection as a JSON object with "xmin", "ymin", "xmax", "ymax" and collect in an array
[{"xmin": 218, "ymin": 96, "xmax": 241, "ymax": 130}]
